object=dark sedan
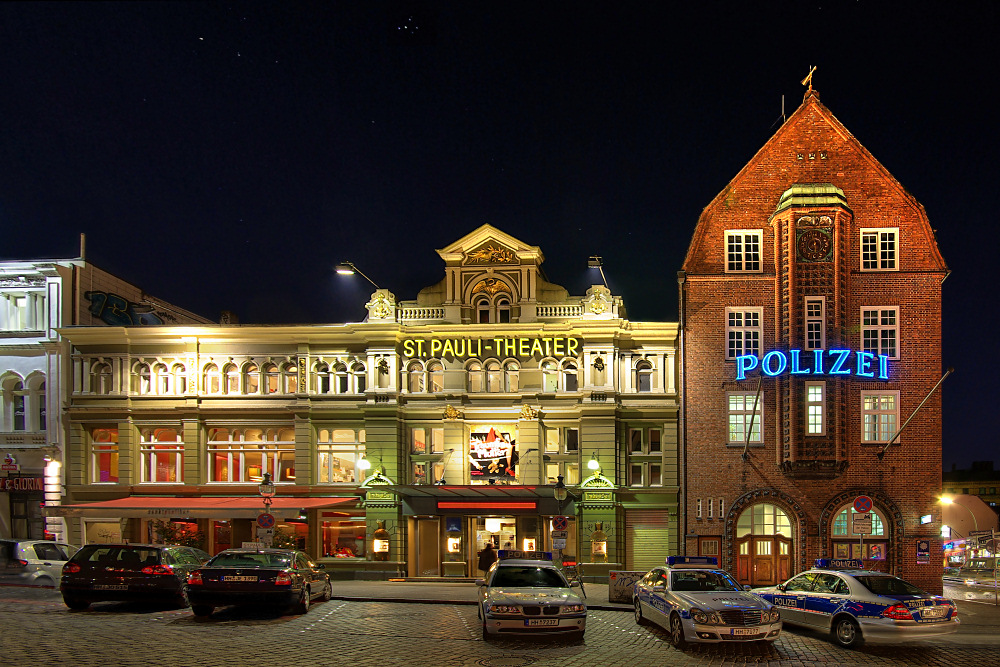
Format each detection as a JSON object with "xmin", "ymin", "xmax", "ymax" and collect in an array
[
  {"xmin": 186, "ymin": 548, "xmax": 331, "ymax": 617},
  {"xmin": 60, "ymin": 543, "xmax": 210, "ymax": 610}
]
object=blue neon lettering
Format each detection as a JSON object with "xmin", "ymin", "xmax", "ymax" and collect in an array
[
  {"xmin": 828, "ymin": 349, "xmax": 851, "ymax": 375},
  {"xmin": 735, "ymin": 354, "xmax": 759, "ymax": 381},
  {"xmin": 878, "ymin": 355, "xmax": 889, "ymax": 380},
  {"xmin": 790, "ymin": 349, "xmax": 811, "ymax": 375},
  {"xmin": 856, "ymin": 351, "xmax": 875, "ymax": 378},
  {"xmin": 813, "ymin": 349, "xmax": 825, "ymax": 374},
  {"xmin": 762, "ymin": 351, "xmax": 788, "ymax": 376}
]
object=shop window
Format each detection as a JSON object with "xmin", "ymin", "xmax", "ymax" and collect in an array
[
  {"xmin": 133, "ymin": 363, "xmax": 152, "ymax": 394},
  {"xmin": 805, "ymin": 297, "xmax": 826, "ymax": 350},
  {"xmin": 728, "ymin": 392, "xmax": 762, "ymax": 445},
  {"xmin": 562, "ymin": 361, "xmax": 579, "ymax": 391},
  {"xmin": 91, "ymin": 362, "xmax": 113, "ymax": 395},
  {"xmin": 725, "ymin": 230, "xmax": 762, "ymax": 272},
  {"xmin": 726, "ymin": 308, "xmax": 762, "ymax": 359},
  {"xmin": 504, "ymin": 360, "xmax": 519, "ymax": 392},
  {"xmin": 322, "ymin": 519, "xmax": 366, "ymax": 558},
  {"xmin": 208, "ymin": 427, "xmax": 295, "ymax": 483},
  {"xmin": 140, "ymin": 427, "xmax": 184, "ymax": 483},
  {"xmin": 428, "ymin": 361, "xmax": 444, "ymax": 392},
  {"xmin": 467, "ymin": 360, "xmax": 484, "ymax": 392},
  {"xmin": 203, "ymin": 363, "xmax": 221, "ymax": 394},
  {"xmin": 861, "ymin": 228, "xmax": 898, "ymax": 271},
  {"xmin": 91, "ymin": 428, "xmax": 119, "ymax": 484},
  {"xmin": 317, "ymin": 428, "xmax": 366, "ymax": 484},
  {"xmin": 861, "ymin": 307, "xmax": 899, "ymax": 359},
  {"xmin": 282, "ymin": 362, "xmax": 298, "ymax": 394},
  {"xmin": 862, "ymin": 392, "xmax": 898, "ymax": 443},
  {"xmin": 805, "ymin": 381, "xmax": 825, "ymax": 435}
]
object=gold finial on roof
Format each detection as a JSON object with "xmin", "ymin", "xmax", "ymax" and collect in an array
[{"xmin": 800, "ymin": 65, "xmax": 817, "ymax": 91}]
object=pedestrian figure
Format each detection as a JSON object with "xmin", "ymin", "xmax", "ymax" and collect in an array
[{"xmin": 478, "ymin": 542, "xmax": 497, "ymax": 573}]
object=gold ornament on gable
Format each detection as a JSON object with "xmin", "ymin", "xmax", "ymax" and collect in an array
[
  {"xmin": 471, "ymin": 277, "xmax": 511, "ymax": 296},
  {"xmin": 465, "ymin": 244, "xmax": 516, "ymax": 264}
]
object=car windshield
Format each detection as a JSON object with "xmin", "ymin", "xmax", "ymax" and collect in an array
[
  {"xmin": 491, "ymin": 566, "xmax": 567, "ymax": 588},
  {"xmin": 854, "ymin": 575, "xmax": 928, "ymax": 597},
  {"xmin": 72, "ymin": 546, "xmax": 161, "ymax": 568},
  {"xmin": 671, "ymin": 570, "xmax": 743, "ymax": 592},
  {"xmin": 209, "ymin": 552, "xmax": 293, "ymax": 568}
]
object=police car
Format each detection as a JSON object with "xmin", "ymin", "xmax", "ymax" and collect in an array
[
  {"xmin": 754, "ymin": 559, "xmax": 959, "ymax": 648},
  {"xmin": 632, "ymin": 556, "xmax": 781, "ymax": 647},
  {"xmin": 476, "ymin": 550, "xmax": 586, "ymax": 640}
]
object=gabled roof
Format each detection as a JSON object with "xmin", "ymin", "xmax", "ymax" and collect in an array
[{"xmin": 436, "ymin": 223, "xmax": 543, "ymax": 264}]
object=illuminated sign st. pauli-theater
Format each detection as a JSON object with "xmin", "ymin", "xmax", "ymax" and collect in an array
[{"xmin": 403, "ymin": 336, "xmax": 580, "ymax": 359}]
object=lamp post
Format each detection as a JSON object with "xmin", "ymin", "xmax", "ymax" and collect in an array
[
  {"xmin": 587, "ymin": 256, "xmax": 608, "ymax": 288},
  {"xmin": 336, "ymin": 261, "xmax": 380, "ymax": 289},
  {"xmin": 257, "ymin": 472, "xmax": 276, "ymax": 546},
  {"xmin": 941, "ymin": 496, "xmax": 979, "ymax": 562}
]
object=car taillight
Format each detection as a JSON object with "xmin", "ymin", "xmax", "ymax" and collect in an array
[
  {"xmin": 275, "ymin": 571, "xmax": 293, "ymax": 586},
  {"xmin": 13, "ymin": 559, "xmax": 29, "ymax": 567},
  {"xmin": 882, "ymin": 604, "xmax": 914, "ymax": 620},
  {"xmin": 142, "ymin": 565, "xmax": 174, "ymax": 575},
  {"xmin": 63, "ymin": 563, "xmax": 81, "ymax": 574},
  {"xmin": 187, "ymin": 571, "xmax": 203, "ymax": 585}
]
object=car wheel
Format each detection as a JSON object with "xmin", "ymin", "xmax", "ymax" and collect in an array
[
  {"xmin": 35, "ymin": 576, "xmax": 55, "ymax": 588},
  {"xmin": 669, "ymin": 613, "xmax": 687, "ymax": 649},
  {"xmin": 295, "ymin": 587, "xmax": 311, "ymax": 615},
  {"xmin": 173, "ymin": 589, "xmax": 190, "ymax": 608},
  {"xmin": 832, "ymin": 616, "xmax": 863, "ymax": 649},
  {"xmin": 482, "ymin": 618, "xmax": 491, "ymax": 641},
  {"xmin": 320, "ymin": 581, "xmax": 332, "ymax": 602},
  {"xmin": 634, "ymin": 598, "xmax": 647, "ymax": 626},
  {"xmin": 63, "ymin": 596, "xmax": 89, "ymax": 611},
  {"xmin": 191, "ymin": 605, "xmax": 213, "ymax": 617}
]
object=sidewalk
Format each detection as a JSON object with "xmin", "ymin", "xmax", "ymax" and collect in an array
[{"xmin": 330, "ymin": 579, "xmax": 632, "ymax": 612}]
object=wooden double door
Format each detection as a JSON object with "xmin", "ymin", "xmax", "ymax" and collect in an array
[{"xmin": 735, "ymin": 535, "xmax": 792, "ymax": 587}]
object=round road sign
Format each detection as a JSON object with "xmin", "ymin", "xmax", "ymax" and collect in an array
[
  {"xmin": 257, "ymin": 512, "xmax": 276, "ymax": 529},
  {"xmin": 854, "ymin": 496, "xmax": 873, "ymax": 513},
  {"xmin": 552, "ymin": 516, "xmax": 569, "ymax": 531}
]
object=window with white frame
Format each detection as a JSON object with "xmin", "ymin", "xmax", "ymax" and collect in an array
[
  {"xmin": 208, "ymin": 427, "xmax": 295, "ymax": 483},
  {"xmin": 407, "ymin": 361, "xmax": 426, "ymax": 393},
  {"xmin": 486, "ymin": 360, "xmax": 502, "ymax": 392},
  {"xmin": 634, "ymin": 360, "xmax": 653, "ymax": 392},
  {"xmin": 133, "ymin": 363, "xmax": 152, "ymax": 394},
  {"xmin": 411, "ymin": 426, "xmax": 444, "ymax": 454},
  {"xmin": 728, "ymin": 392, "xmax": 762, "ymax": 444},
  {"xmin": 153, "ymin": 363, "xmax": 170, "ymax": 395},
  {"xmin": 92, "ymin": 362, "xmax": 113, "ymax": 395},
  {"xmin": 726, "ymin": 308, "xmax": 762, "ymax": 359},
  {"xmin": 411, "ymin": 426, "xmax": 447, "ymax": 485},
  {"xmin": 224, "ymin": 363, "xmax": 240, "ymax": 394},
  {"xmin": 628, "ymin": 461, "xmax": 662, "ymax": 487},
  {"xmin": 171, "ymin": 364, "xmax": 187, "ymax": 394},
  {"xmin": 1, "ymin": 378, "xmax": 28, "ymax": 431},
  {"xmin": 467, "ymin": 360, "xmax": 484, "ymax": 392},
  {"xmin": 629, "ymin": 427, "xmax": 662, "ymax": 454},
  {"xmin": 317, "ymin": 428, "xmax": 366, "ymax": 484},
  {"xmin": 726, "ymin": 230, "xmax": 762, "ymax": 272},
  {"xmin": 861, "ymin": 307, "xmax": 898, "ymax": 359},
  {"xmin": 562, "ymin": 360, "xmax": 579, "ymax": 391},
  {"xmin": 351, "ymin": 362, "xmax": 367, "ymax": 393},
  {"xmin": 628, "ymin": 426, "xmax": 663, "ymax": 487},
  {"xmin": 804, "ymin": 297, "xmax": 825, "ymax": 350},
  {"xmin": 545, "ymin": 461, "xmax": 580, "ymax": 485},
  {"xmin": 696, "ymin": 498, "xmax": 703, "ymax": 519},
  {"xmin": 90, "ymin": 427, "xmax": 119, "ymax": 483},
  {"xmin": 503, "ymin": 361, "xmax": 519, "ymax": 392},
  {"xmin": 333, "ymin": 363, "xmax": 349, "ymax": 393},
  {"xmin": 805, "ymin": 381, "xmax": 825, "ymax": 435},
  {"xmin": 204, "ymin": 363, "xmax": 221, "ymax": 394},
  {"xmin": 861, "ymin": 228, "xmax": 898, "ymax": 271},
  {"xmin": 428, "ymin": 361, "xmax": 444, "ymax": 392},
  {"xmin": 282, "ymin": 362, "xmax": 298, "ymax": 394},
  {"xmin": 262, "ymin": 363, "xmax": 280, "ymax": 394},
  {"xmin": 544, "ymin": 427, "xmax": 579, "ymax": 454},
  {"xmin": 541, "ymin": 359, "xmax": 559, "ymax": 392},
  {"xmin": 244, "ymin": 363, "xmax": 260, "ymax": 394},
  {"xmin": 862, "ymin": 392, "xmax": 899, "ymax": 443},
  {"xmin": 0, "ymin": 291, "xmax": 45, "ymax": 331},
  {"xmin": 314, "ymin": 362, "xmax": 331, "ymax": 394},
  {"xmin": 140, "ymin": 427, "xmax": 184, "ymax": 483}
]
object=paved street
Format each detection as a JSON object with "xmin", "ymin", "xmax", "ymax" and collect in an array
[{"xmin": 3, "ymin": 584, "xmax": 998, "ymax": 666}]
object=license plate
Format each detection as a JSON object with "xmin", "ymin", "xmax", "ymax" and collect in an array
[
  {"xmin": 730, "ymin": 628, "xmax": 757, "ymax": 636},
  {"xmin": 93, "ymin": 584, "xmax": 128, "ymax": 591},
  {"xmin": 921, "ymin": 607, "xmax": 946, "ymax": 619},
  {"xmin": 525, "ymin": 619, "xmax": 559, "ymax": 626},
  {"xmin": 221, "ymin": 575, "xmax": 258, "ymax": 582}
]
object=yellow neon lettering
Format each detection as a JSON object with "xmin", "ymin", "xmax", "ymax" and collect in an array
[
  {"xmin": 441, "ymin": 339, "xmax": 455, "ymax": 358},
  {"xmin": 566, "ymin": 338, "xmax": 579, "ymax": 357},
  {"xmin": 518, "ymin": 338, "xmax": 530, "ymax": 357},
  {"xmin": 417, "ymin": 339, "xmax": 425, "ymax": 356},
  {"xmin": 542, "ymin": 337, "xmax": 553, "ymax": 356},
  {"xmin": 403, "ymin": 339, "xmax": 415, "ymax": 357},
  {"xmin": 430, "ymin": 339, "xmax": 442, "ymax": 356},
  {"xmin": 530, "ymin": 338, "xmax": 543, "ymax": 357},
  {"xmin": 504, "ymin": 337, "xmax": 517, "ymax": 356},
  {"xmin": 553, "ymin": 337, "xmax": 564, "ymax": 356}
]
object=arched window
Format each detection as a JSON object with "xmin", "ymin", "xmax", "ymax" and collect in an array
[
  {"xmin": 244, "ymin": 363, "xmax": 260, "ymax": 394},
  {"xmin": 831, "ymin": 503, "xmax": 888, "ymax": 561},
  {"xmin": 133, "ymin": 363, "xmax": 151, "ymax": 395},
  {"xmin": 92, "ymin": 362, "xmax": 113, "ymax": 395},
  {"xmin": 334, "ymin": 363, "xmax": 350, "ymax": 394},
  {"xmin": 282, "ymin": 363, "xmax": 298, "ymax": 394},
  {"xmin": 314, "ymin": 362, "xmax": 331, "ymax": 394},
  {"xmin": 562, "ymin": 360, "xmax": 579, "ymax": 391},
  {"xmin": 467, "ymin": 360, "xmax": 484, "ymax": 392},
  {"xmin": 736, "ymin": 503, "xmax": 793, "ymax": 537},
  {"xmin": 504, "ymin": 361, "xmax": 519, "ymax": 392},
  {"xmin": 224, "ymin": 363, "xmax": 240, "ymax": 394},
  {"xmin": 407, "ymin": 361, "xmax": 425, "ymax": 393},
  {"xmin": 541, "ymin": 360, "xmax": 558, "ymax": 392},
  {"xmin": 428, "ymin": 361, "xmax": 444, "ymax": 392},
  {"xmin": 476, "ymin": 298, "xmax": 491, "ymax": 324},
  {"xmin": 635, "ymin": 360, "xmax": 653, "ymax": 392},
  {"xmin": 486, "ymin": 360, "xmax": 502, "ymax": 392},
  {"xmin": 172, "ymin": 364, "xmax": 187, "ymax": 394},
  {"xmin": 204, "ymin": 363, "xmax": 221, "ymax": 395},
  {"xmin": 35, "ymin": 381, "xmax": 46, "ymax": 431},
  {"xmin": 351, "ymin": 362, "xmax": 367, "ymax": 393},
  {"xmin": 262, "ymin": 363, "xmax": 280, "ymax": 394},
  {"xmin": 11, "ymin": 380, "xmax": 25, "ymax": 431},
  {"xmin": 497, "ymin": 298, "xmax": 511, "ymax": 323},
  {"xmin": 153, "ymin": 363, "xmax": 170, "ymax": 395}
]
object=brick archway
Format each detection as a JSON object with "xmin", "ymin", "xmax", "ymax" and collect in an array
[
  {"xmin": 819, "ymin": 488, "xmax": 904, "ymax": 573},
  {"xmin": 724, "ymin": 488, "xmax": 808, "ymax": 583}
]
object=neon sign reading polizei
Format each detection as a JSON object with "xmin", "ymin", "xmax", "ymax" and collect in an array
[{"xmin": 735, "ymin": 349, "xmax": 890, "ymax": 381}]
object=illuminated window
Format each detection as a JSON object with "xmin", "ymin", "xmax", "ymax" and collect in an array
[
  {"xmin": 171, "ymin": 364, "xmax": 187, "ymax": 394},
  {"xmin": 832, "ymin": 505, "xmax": 886, "ymax": 536},
  {"xmin": 209, "ymin": 427, "xmax": 296, "ymax": 483},
  {"xmin": 140, "ymin": 427, "xmax": 184, "ymax": 483},
  {"xmin": 728, "ymin": 392, "xmax": 762, "ymax": 445},
  {"xmin": 503, "ymin": 360, "xmax": 519, "ymax": 392},
  {"xmin": 805, "ymin": 297, "xmax": 825, "ymax": 350},
  {"xmin": 317, "ymin": 428, "xmax": 366, "ymax": 484},
  {"xmin": 282, "ymin": 362, "xmax": 298, "ymax": 394},
  {"xmin": 861, "ymin": 307, "xmax": 898, "ymax": 359},
  {"xmin": 243, "ymin": 363, "xmax": 260, "ymax": 394},
  {"xmin": 411, "ymin": 427, "xmax": 444, "ymax": 454},
  {"xmin": 725, "ymin": 230, "xmax": 762, "ymax": 272},
  {"xmin": 467, "ymin": 360, "xmax": 484, "ymax": 392},
  {"xmin": 0, "ymin": 291, "xmax": 44, "ymax": 331},
  {"xmin": 726, "ymin": 308, "xmax": 761, "ymax": 359},
  {"xmin": 736, "ymin": 503, "xmax": 792, "ymax": 537},
  {"xmin": 203, "ymin": 363, "xmax": 221, "ymax": 394},
  {"xmin": 262, "ymin": 363, "xmax": 280, "ymax": 394},
  {"xmin": 860, "ymin": 228, "xmax": 897, "ymax": 271},
  {"xmin": 133, "ymin": 363, "xmax": 151, "ymax": 394},
  {"xmin": 486, "ymin": 360, "xmax": 502, "ymax": 392},
  {"xmin": 91, "ymin": 362, "xmax": 113, "ymax": 395},
  {"xmin": 544, "ymin": 427, "xmax": 579, "ymax": 454},
  {"xmin": 805, "ymin": 381, "xmax": 825, "ymax": 435},
  {"xmin": 545, "ymin": 461, "xmax": 579, "ymax": 485},
  {"xmin": 862, "ymin": 392, "xmax": 898, "ymax": 443},
  {"xmin": 562, "ymin": 361, "xmax": 579, "ymax": 391},
  {"xmin": 541, "ymin": 360, "xmax": 558, "ymax": 392},
  {"xmin": 407, "ymin": 361, "xmax": 425, "ymax": 393},
  {"xmin": 91, "ymin": 428, "xmax": 119, "ymax": 483},
  {"xmin": 428, "ymin": 361, "xmax": 444, "ymax": 392}
]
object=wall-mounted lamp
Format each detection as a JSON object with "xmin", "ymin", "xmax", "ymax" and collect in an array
[
  {"xmin": 336, "ymin": 261, "xmax": 380, "ymax": 289},
  {"xmin": 587, "ymin": 255, "xmax": 608, "ymax": 287},
  {"xmin": 258, "ymin": 472, "xmax": 275, "ymax": 511},
  {"xmin": 357, "ymin": 455, "xmax": 372, "ymax": 473},
  {"xmin": 587, "ymin": 452, "xmax": 601, "ymax": 472}
]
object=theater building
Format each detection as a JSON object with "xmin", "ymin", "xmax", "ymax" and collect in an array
[
  {"xmin": 679, "ymin": 88, "xmax": 949, "ymax": 593},
  {"xmin": 51, "ymin": 225, "xmax": 680, "ymax": 578}
]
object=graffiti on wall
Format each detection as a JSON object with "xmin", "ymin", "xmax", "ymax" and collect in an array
[{"xmin": 85, "ymin": 291, "xmax": 166, "ymax": 326}]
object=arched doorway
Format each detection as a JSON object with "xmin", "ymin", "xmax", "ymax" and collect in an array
[
  {"xmin": 735, "ymin": 503, "xmax": 793, "ymax": 586},
  {"xmin": 830, "ymin": 503, "xmax": 889, "ymax": 572}
]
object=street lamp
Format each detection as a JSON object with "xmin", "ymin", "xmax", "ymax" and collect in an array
[
  {"xmin": 940, "ymin": 495, "xmax": 979, "ymax": 537},
  {"xmin": 587, "ymin": 256, "xmax": 608, "ymax": 287},
  {"xmin": 258, "ymin": 472, "xmax": 275, "ymax": 512},
  {"xmin": 336, "ymin": 261, "xmax": 379, "ymax": 289},
  {"xmin": 553, "ymin": 474, "xmax": 568, "ymax": 506}
]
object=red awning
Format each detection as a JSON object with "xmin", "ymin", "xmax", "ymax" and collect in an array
[{"xmin": 44, "ymin": 496, "xmax": 358, "ymax": 519}]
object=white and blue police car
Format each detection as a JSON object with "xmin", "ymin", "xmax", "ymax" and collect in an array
[
  {"xmin": 754, "ymin": 559, "xmax": 959, "ymax": 648},
  {"xmin": 476, "ymin": 550, "xmax": 586, "ymax": 641},
  {"xmin": 632, "ymin": 556, "xmax": 781, "ymax": 648}
]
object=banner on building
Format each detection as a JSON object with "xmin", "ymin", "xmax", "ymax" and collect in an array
[{"xmin": 469, "ymin": 426, "xmax": 517, "ymax": 480}]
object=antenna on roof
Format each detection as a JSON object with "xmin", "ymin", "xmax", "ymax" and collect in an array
[{"xmin": 770, "ymin": 94, "xmax": 786, "ymax": 129}]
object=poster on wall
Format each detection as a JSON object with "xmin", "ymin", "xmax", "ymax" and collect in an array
[{"xmin": 469, "ymin": 426, "xmax": 517, "ymax": 481}]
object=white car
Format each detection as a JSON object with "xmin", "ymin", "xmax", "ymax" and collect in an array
[
  {"xmin": 0, "ymin": 539, "xmax": 76, "ymax": 587},
  {"xmin": 632, "ymin": 556, "xmax": 781, "ymax": 647},
  {"xmin": 476, "ymin": 550, "xmax": 586, "ymax": 640}
]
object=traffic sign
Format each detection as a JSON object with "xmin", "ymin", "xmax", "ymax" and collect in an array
[
  {"xmin": 551, "ymin": 530, "xmax": 568, "ymax": 540},
  {"xmin": 553, "ymin": 516, "xmax": 569, "ymax": 531},
  {"xmin": 552, "ymin": 539, "xmax": 567, "ymax": 549},
  {"xmin": 256, "ymin": 512, "xmax": 276, "ymax": 529},
  {"xmin": 853, "ymin": 496, "xmax": 873, "ymax": 513},
  {"xmin": 852, "ymin": 512, "xmax": 873, "ymax": 535}
]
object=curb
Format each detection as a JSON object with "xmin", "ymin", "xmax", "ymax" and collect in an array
[{"xmin": 330, "ymin": 595, "xmax": 632, "ymax": 612}]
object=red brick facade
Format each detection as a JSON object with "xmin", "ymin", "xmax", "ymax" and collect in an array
[{"xmin": 680, "ymin": 90, "xmax": 948, "ymax": 594}]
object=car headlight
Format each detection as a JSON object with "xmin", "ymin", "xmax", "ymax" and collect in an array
[
  {"xmin": 766, "ymin": 609, "xmax": 780, "ymax": 623},
  {"xmin": 487, "ymin": 604, "xmax": 520, "ymax": 614},
  {"xmin": 562, "ymin": 604, "xmax": 586, "ymax": 613},
  {"xmin": 691, "ymin": 608, "xmax": 724, "ymax": 625}
]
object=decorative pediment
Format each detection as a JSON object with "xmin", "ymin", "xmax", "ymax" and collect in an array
[
  {"xmin": 436, "ymin": 224, "xmax": 543, "ymax": 266},
  {"xmin": 365, "ymin": 289, "xmax": 397, "ymax": 322}
]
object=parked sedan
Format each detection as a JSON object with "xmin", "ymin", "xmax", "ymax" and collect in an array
[
  {"xmin": 60, "ymin": 543, "xmax": 210, "ymax": 609},
  {"xmin": 633, "ymin": 556, "xmax": 781, "ymax": 647},
  {"xmin": 0, "ymin": 539, "xmax": 76, "ymax": 588},
  {"xmin": 754, "ymin": 559, "xmax": 959, "ymax": 648},
  {"xmin": 186, "ymin": 548, "xmax": 331, "ymax": 617}
]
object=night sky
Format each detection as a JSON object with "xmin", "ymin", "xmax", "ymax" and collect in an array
[{"xmin": 1, "ymin": 3, "xmax": 995, "ymax": 469}]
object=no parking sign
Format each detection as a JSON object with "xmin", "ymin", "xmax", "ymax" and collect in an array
[
  {"xmin": 853, "ymin": 496, "xmax": 873, "ymax": 513},
  {"xmin": 552, "ymin": 516, "xmax": 569, "ymax": 531}
]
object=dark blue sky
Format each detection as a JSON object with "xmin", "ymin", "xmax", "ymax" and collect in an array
[{"xmin": 1, "ymin": 2, "xmax": 995, "ymax": 469}]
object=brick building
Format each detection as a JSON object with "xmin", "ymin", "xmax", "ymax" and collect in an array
[{"xmin": 679, "ymin": 88, "xmax": 949, "ymax": 593}]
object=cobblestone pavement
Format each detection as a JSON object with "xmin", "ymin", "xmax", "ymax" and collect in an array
[{"xmin": 3, "ymin": 586, "xmax": 999, "ymax": 667}]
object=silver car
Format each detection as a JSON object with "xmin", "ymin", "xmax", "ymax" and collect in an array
[
  {"xmin": 0, "ymin": 539, "xmax": 76, "ymax": 587},
  {"xmin": 476, "ymin": 550, "xmax": 586, "ymax": 640},
  {"xmin": 754, "ymin": 559, "xmax": 959, "ymax": 648},
  {"xmin": 632, "ymin": 556, "xmax": 782, "ymax": 647}
]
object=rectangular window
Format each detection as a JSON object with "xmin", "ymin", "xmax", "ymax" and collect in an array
[
  {"xmin": 140, "ymin": 427, "xmax": 184, "ymax": 483},
  {"xmin": 317, "ymin": 428, "xmax": 366, "ymax": 484},
  {"xmin": 545, "ymin": 461, "xmax": 579, "ymax": 485},
  {"xmin": 544, "ymin": 427, "xmax": 579, "ymax": 453},
  {"xmin": 728, "ymin": 392, "xmax": 762, "ymax": 444},
  {"xmin": 862, "ymin": 392, "xmax": 899, "ymax": 443},
  {"xmin": 805, "ymin": 381, "xmax": 825, "ymax": 435},
  {"xmin": 861, "ymin": 307, "xmax": 899, "ymax": 359},
  {"xmin": 210, "ymin": 427, "xmax": 296, "ymax": 483},
  {"xmin": 630, "ymin": 428, "xmax": 644, "ymax": 453},
  {"xmin": 726, "ymin": 308, "xmax": 762, "ymax": 359},
  {"xmin": 699, "ymin": 537, "xmax": 720, "ymax": 556},
  {"xmin": 629, "ymin": 463, "xmax": 643, "ymax": 487},
  {"xmin": 648, "ymin": 429, "xmax": 661, "ymax": 453},
  {"xmin": 805, "ymin": 297, "xmax": 825, "ymax": 350},
  {"xmin": 90, "ymin": 428, "xmax": 119, "ymax": 483},
  {"xmin": 696, "ymin": 498, "xmax": 703, "ymax": 519},
  {"xmin": 411, "ymin": 427, "xmax": 444, "ymax": 454},
  {"xmin": 719, "ymin": 498, "xmax": 725, "ymax": 518},
  {"xmin": 861, "ymin": 228, "xmax": 898, "ymax": 270},
  {"xmin": 648, "ymin": 463, "xmax": 662, "ymax": 487},
  {"xmin": 707, "ymin": 498, "xmax": 714, "ymax": 519},
  {"xmin": 726, "ymin": 230, "xmax": 762, "ymax": 272}
]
